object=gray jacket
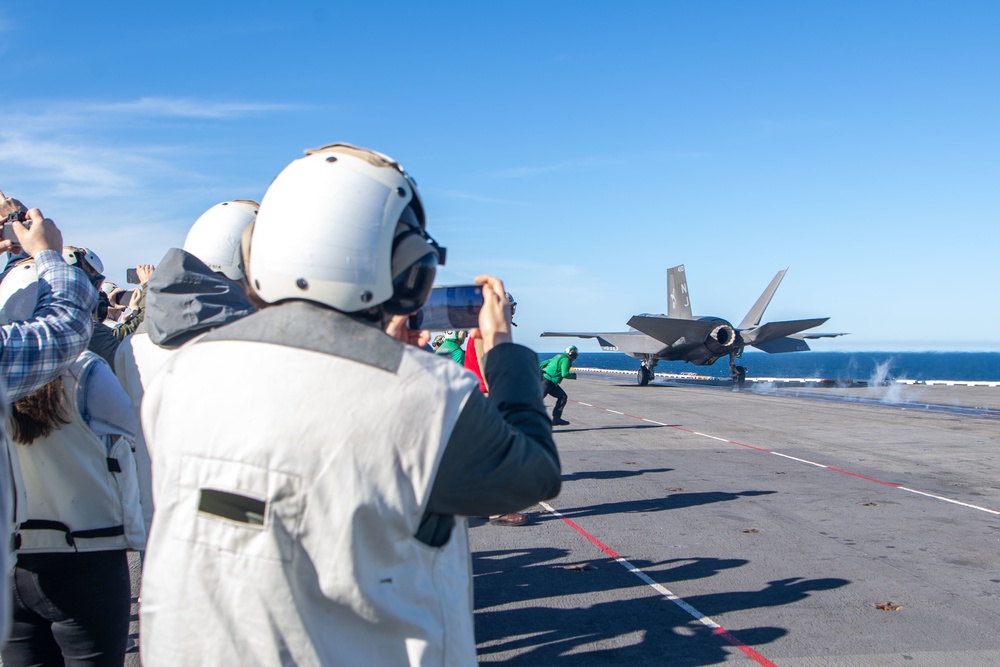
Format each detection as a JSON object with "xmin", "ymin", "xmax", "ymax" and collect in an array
[{"xmin": 143, "ymin": 248, "xmax": 256, "ymax": 349}]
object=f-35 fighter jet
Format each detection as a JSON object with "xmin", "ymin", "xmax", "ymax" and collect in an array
[{"xmin": 541, "ymin": 265, "xmax": 846, "ymax": 387}]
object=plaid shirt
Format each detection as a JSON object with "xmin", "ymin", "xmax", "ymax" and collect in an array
[{"xmin": 0, "ymin": 249, "xmax": 98, "ymax": 402}]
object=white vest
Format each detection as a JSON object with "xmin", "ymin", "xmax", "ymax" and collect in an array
[
  {"xmin": 140, "ymin": 305, "xmax": 479, "ymax": 667},
  {"xmin": 115, "ymin": 331, "xmax": 176, "ymax": 534},
  {"xmin": 13, "ymin": 352, "xmax": 146, "ymax": 553}
]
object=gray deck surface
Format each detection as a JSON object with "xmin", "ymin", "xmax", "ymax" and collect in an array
[{"xmin": 471, "ymin": 374, "xmax": 1000, "ymax": 666}]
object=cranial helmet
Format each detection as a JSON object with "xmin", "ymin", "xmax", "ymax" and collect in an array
[
  {"xmin": 62, "ymin": 246, "xmax": 105, "ymax": 288},
  {"xmin": 566, "ymin": 345, "xmax": 579, "ymax": 359},
  {"xmin": 506, "ymin": 291, "xmax": 517, "ymax": 325},
  {"xmin": 0, "ymin": 258, "xmax": 40, "ymax": 325},
  {"xmin": 183, "ymin": 200, "xmax": 259, "ymax": 281},
  {"xmin": 246, "ymin": 143, "xmax": 445, "ymax": 314}
]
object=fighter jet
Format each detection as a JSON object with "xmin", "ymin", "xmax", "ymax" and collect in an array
[{"xmin": 541, "ymin": 264, "xmax": 846, "ymax": 387}]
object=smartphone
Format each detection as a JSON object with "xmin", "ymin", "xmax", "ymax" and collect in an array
[
  {"xmin": 408, "ymin": 285, "xmax": 483, "ymax": 331},
  {"xmin": 113, "ymin": 289, "xmax": 133, "ymax": 306},
  {"xmin": 126, "ymin": 268, "xmax": 140, "ymax": 284}
]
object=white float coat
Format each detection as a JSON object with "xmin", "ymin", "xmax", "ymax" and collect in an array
[{"xmin": 139, "ymin": 304, "xmax": 483, "ymax": 666}]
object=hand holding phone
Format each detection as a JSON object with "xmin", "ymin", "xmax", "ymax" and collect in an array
[
  {"xmin": 126, "ymin": 268, "xmax": 140, "ymax": 284},
  {"xmin": 112, "ymin": 289, "xmax": 133, "ymax": 306},
  {"xmin": 2, "ymin": 210, "xmax": 30, "ymax": 243},
  {"xmin": 474, "ymin": 275, "xmax": 513, "ymax": 352}
]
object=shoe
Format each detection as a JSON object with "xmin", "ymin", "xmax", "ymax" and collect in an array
[
  {"xmin": 551, "ymin": 418, "xmax": 570, "ymax": 426},
  {"xmin": 489, "ymin": 512, "xmax": 530, "ymax": 526}
]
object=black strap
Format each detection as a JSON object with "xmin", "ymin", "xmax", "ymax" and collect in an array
[
  {"xmin": 17, "ymin": 520, "xmax": 125, "ymax": 549},
  {"xmin": 107, "ymin": 457, "xmax": 122, "ymax": 473}
]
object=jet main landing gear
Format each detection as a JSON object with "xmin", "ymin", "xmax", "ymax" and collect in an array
[
  {"xmin": 637, "ymin": 359, "xmax": 658, "ymax": 386},
  {"xmin": 728, "ymin": 350, "xmax": 747, "ymax": 391}
]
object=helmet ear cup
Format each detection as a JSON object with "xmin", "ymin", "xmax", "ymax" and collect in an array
[{"xmin": 383, "ymin": 228, "xmax": 435, "ymax": 314}]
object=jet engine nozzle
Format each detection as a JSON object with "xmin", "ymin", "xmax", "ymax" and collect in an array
[{"xmin": 704, "ymin": 323, "xmax": 737, "ymax": 355}]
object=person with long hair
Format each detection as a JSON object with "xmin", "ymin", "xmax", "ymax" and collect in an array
[{"xmin": 0, "ymin": 259, "xmax": 144, "ymax": 667}]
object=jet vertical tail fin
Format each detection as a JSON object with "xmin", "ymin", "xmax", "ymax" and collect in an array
[
  {"xmin": 667, "ymin": 265, "xmax": 693, "ymax": 319},
  {"xmin": 738, "ymin": 269, "xmax": 787, "ymax": 329}
]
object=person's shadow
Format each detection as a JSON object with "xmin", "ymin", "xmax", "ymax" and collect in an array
[
  {"xmin": 473, "ymin": 546, "xmax": 845, "ymax": 665},
  {"xmin": 544, "ymin": 490, "xmax": 778, "ymax": 521}
]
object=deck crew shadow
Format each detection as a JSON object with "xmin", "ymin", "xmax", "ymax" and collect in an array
[
  {"xmin": 549, "ymin": 490, "xmax": 777, "ymax": 521},
  {"xmin": 562, "ymin": 468, "xmax": 672, "ymax": 482},
  {"xmin": 554, "ymin": 424, "xmax": 673, "ymax": 434}
]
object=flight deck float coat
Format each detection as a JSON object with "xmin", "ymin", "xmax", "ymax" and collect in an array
[
  {"xmin": 541, "ymin": 352, "xmax": 577, "ymax": 384},
  {"xmin": 115, "ymin": 248, "xmax": 256, "ymax": 534},
  {"xmin": 139, "ymin": 302, "xmax": 559, "ymax": 666},
  {"xmin": 434, "ymin": 336, "xmax": 464, "ymax": 364},
  {"xmin": 12, "ymin": 352, "xmax": 145, "ymax": 554}
]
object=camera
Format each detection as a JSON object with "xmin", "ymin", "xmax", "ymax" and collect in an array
[
  {"xmin": 408, "ymin": 285, "xmax": 483, "ymax": 331},
  {"xmin": 2, "ymin": 210, "xmax": 30, "ymax": 243}
]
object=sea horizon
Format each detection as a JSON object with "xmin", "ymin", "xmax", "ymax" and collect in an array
[{"xmin": 536, "ymin": 350, "xmax": 1000, "ymax": 383}]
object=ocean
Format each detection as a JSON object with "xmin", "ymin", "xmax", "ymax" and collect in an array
[{"xmin": 537, "ymin": 351, "xmax": 1000, "ymax": 383}]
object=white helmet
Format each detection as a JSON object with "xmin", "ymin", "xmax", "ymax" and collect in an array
[
  {"xmin": 0, "ymin": 258, "xmax": 40, "ymax": 325},
  {"xmin": 63, "ymin": 246, "xmax": 105, "ymax": 288},
  {"xmin": 506, "ymin": 291, "xmax": 517, "ymax": 325},
  {"xmin": 183, "ymin": 200, "xmax": 259, "ymax": 281},
  {"xmin": 247, "ymin": 143, "xmax": 445, "ymax": 314}
]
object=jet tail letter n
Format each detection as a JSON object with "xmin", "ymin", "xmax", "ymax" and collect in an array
[{"xmin": 667, "ymin": 265, "xmax": 692, "ymax": 319}]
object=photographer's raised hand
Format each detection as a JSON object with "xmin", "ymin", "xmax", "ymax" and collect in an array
[
  {"xmin": 385, "ymin": 314, "xmax": 431, "ymax": 349},
  {"xmin": 12, "ymin": 209, "xmax": 64, "ymax": 258},
  {"xmin": 0, "ymin": 190, "xmax": 29, "ymax": 255},
  {"xmin": 475, "ymin": 274, "xmax": 513, "ymax": 354},
  {"xmin": 136, "ymin": 264, "xmax": 155, "ymax": 285},
  {"xmin": 0, "ymin": 189, "xmax": 27, "ymax": 220}
]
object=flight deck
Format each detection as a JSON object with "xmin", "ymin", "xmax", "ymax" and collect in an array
[{"xmin": 471, "ymin": 374, "xmax": 1000, "ymax": 666}]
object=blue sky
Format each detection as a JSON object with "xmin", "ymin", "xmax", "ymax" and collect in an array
[{"xmin": 2, "ymin": 2, "xmax": 997, "ymax": 352}]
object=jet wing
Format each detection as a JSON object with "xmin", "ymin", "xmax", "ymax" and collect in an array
[
  {"xmin": 540, "ymin": 331, "xmax": 666, "ymax": 354},
  {"xmin": 741, "ymin": 318, "xmax": 830, "ymax": 347},
  {"xmin": 753, "ymin": 337, "xmax": 813, "ymax": 354},
  {"xmin": 625, "ymin": 315, "xmax": 717, "ymax": 346},
  {"xmin": 796, "ymin": 331, "xmax": 849, "ymax": 339}
]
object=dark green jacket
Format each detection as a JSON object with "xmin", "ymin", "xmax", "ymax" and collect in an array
[
  {"xmin": 540, "ymin": 353, "xmax": 576, "ymax": 384},
  {"xmin": 435, "ymin": 337, "xmax": 465, "ymax": 365}
]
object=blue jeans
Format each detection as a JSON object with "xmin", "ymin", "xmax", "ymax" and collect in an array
[{"xmin": 2, "ymin": 550, "xmax": 130, "ymax": 667}]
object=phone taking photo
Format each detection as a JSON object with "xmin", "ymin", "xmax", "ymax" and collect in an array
[
  {"xmin": 113, "ymin": 289, "xmax": 133, "ymax": 306},
  {"xmin": 126, "ymin": 268, "xmax": 140, "ymax": 284},
  {"xmin": 408, "ymin": 285, "xmax": 483, "ymax": 331}
]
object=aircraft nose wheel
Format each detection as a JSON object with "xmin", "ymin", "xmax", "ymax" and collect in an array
[{"xmin": 638, "ymin": 366, "xmax": 652, "ymax": 386}]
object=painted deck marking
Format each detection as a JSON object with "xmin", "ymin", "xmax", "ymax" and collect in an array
[
  {"xmin": 539, "ymin": 501, "xmax": 781, "ymax": 667},
  {"xmin": 570, "ymin": 400, "xmax": 1000, "ymax": 517}
]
